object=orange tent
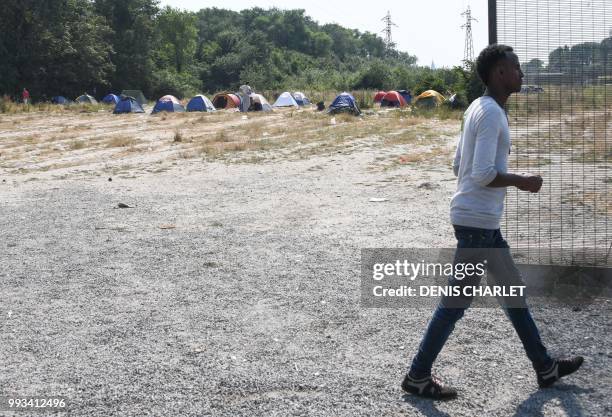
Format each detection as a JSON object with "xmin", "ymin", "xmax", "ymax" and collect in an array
[{"xmin": 381, "ymin": 91, "xmax": 407, "ymax": 108}]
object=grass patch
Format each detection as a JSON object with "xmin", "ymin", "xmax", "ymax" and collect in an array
[
  {"xmin": 105, "ymin": 136, "xmax": 139, "ymax": 148},
  {"xmin": 69, "ymin": 140, "xmax": 86, "ymax": 150}
]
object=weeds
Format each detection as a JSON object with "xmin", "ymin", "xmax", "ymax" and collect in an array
[
  {"xmin": 69, "ymin": 140, "xmax": 86, "ymax": 150},
  {"xmin": 173, "ymin": 130, "xmax": 183, "ymax": 142},
  {"xmin": 106, "ymin": 136, "xmax": 138, "ymax": 148}
]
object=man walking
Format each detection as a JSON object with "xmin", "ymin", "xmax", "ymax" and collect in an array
[
  {"xmin": 22, "ymin": 88, "xmax": 30, "ymax": 105},
  {"xmin": 401, "ymin": 45, "xmax": 583, "ymax": 400}
]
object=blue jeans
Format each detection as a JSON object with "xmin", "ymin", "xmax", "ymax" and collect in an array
[{"xmin": 409, "ymin": 225, "xmax": 554, "ymax": 378}]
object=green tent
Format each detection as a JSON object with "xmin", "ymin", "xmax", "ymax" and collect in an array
[{"xmin": 121, "ymin": 90, "xmax": 147, "ymax": 105}]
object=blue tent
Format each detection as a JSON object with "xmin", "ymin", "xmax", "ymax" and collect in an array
[
  {"xmin": 51, "ymin": 96, "xmax": 71, "ymax": 105},
  {"xmin": 113, "ymin": 96, "xmax": 144, "ymax": 114},
  {"xmin": 152, "ymin": 96, "xmax": 185, "ymax": 114},
  {"xmin": 102, "ymin": 94, "xmax": 120, "ymax": 104},
  {"xmin": 328, "ymin": 92, "xmax": 361, "ymax": 115},
  {"xmin": 398, "ymin": 90, "xmax": 413, "ymax": 104},
  {"xmin": 186, "ymin": 95, "xmax": 216, "ymax": 112}
]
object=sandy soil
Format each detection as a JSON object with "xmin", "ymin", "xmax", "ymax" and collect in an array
[{"xmin": 0, "ymin": 109, "xmax": 610, "ymax": 416}]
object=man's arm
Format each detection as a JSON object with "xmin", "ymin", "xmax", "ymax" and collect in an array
[
  {"xmin": 452, "ymin": 136, "xmax": 462, "ymax": 177},
  {"xmin": 487, "ymin": 173, "xmax": 543, "ymax": 193}
]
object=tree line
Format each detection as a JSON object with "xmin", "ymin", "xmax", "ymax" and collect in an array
[
  {"xmin": 0, "ymin": 1, "xmax": 489, "ymax": 104},
  {"xmin": 2, "ymin": 2, "xmax": 610, "ymax": 105}
]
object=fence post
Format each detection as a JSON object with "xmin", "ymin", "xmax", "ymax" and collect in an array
[{"xmin": 488, "ymin": 0, "xmax": 497, "ymax": 45}]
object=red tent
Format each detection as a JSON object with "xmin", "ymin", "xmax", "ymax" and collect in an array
[
  {"xmin": 374, "ymin": 91, "xmax": 387, "ymax": 103},
  {"xmin": 381, "ymin": 91, "xmax": 407, "ymax": 108}
]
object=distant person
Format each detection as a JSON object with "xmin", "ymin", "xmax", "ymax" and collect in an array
[
  {"xmin": 22, "ymin": 88, "xmax": 30, "ymax": 105},
  {"xmin": 401, "ymin": 44, "xmax": 583, "ymax": 400},
  {"xmin": 239, "ymin": 84, "xmax": 252, "ymax": 113}
]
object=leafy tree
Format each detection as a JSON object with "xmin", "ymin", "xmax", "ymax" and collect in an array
[
  {"xmin": 156, "ymin": 7, "xmax": 197, "ymax": 73},
  {"xmin": 0, "ymin": 0, "xmax": 114, "ymax": 99},
  {"xmin": 94, "ymin": 0, "xmax": 159, "ymax": 96},
  {"xmin": 353, "ymin": 61, "xmax": 391, "ymax": 89},
  {"xmin": 523, "ymin": 58, "xmax": 545, "ymax": 73}
]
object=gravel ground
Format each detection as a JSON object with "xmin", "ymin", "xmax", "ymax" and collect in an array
[{"xmin": 1, "ymin": 123, "xmax": 610, "ymax": 416}]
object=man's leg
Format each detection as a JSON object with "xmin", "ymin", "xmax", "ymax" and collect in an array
[
  {"xmin": 485, "ymin": 232, "xmax": 554, "ymax": 371},
  {"xmin": 408, "ymin": 305, "xmax": 466, "ymax": 379},
  {"xmin": 486, "ymin": 231, "xmax": 583, "ymax": 386},
  {"xmin": 403, "ymin": 233, "xmax": 484, "ymax": 399}
]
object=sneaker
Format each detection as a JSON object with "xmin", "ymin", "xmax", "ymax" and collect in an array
[
  {"xmin": 537, "ymin": 356, "xmax": 584, "ymax": 388},
  {"xmin": 401, "ymin": 373, "xmax": 458, "ymax": 400}
]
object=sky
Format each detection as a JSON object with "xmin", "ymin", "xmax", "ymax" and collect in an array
[{"xmin": 158, "ymin": 0, "xmax": 489, "ymax": 68}]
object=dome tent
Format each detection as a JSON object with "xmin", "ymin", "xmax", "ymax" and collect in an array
[
  {"xmin": 397, "ymin": 90, "xmax": 413, "ymax": 104},
  {"xmin": 121, "ymin": 90, "xmax": 147, "ymax": 105},
  {"xmin": 212, "ymin": 92, "xmax": 241, "ymax": 109},
  {"xmin": 414, "ymin": 90, "xmax": 445, "ymax": 108},
  {"xmin": 187, "ymin": 95, "xmax": 216, "ymax": 112},
  {"xmin": 248, "ymin": 93, "xmax": 273, "ymax": 112},
  {"xmin": 51, "ymin": 96, "xmax": 72, "ymax": 105},
  {"xmin": 113, "ymin": 96, "xmax": 144, "ymax": 114},
  {"xmin": 152, "ymin": 95, "xmax": 185, "ymax": 114},
  {"xmin": 292, "ymin": 92, "xmax": 310, "ymax": 106},
  {"xmin": 102, "ymin": 94, "xmax": 120, "ymax": 104},
  {"xmin": 380, "ymin": 91, "xmax": 407, "ymax": 108},
  {"xmin": 273, "ymin": 92, "xmax": 299, "ymax": 108},
  {"xmin": 373, "ymin": 91, "xmax": 387, "ymax": 103},
  {"xmin": 76, "ymin": 94, "xmax": 97, "ymax": 104},
  {"xmin": 328, "ymin": 92, "xmax": 361, "ymax": 116}
]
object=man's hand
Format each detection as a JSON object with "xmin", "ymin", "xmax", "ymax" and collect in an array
[{"xmin": 517, "ymin": 175, "xmax": 543, "ymax": 193}]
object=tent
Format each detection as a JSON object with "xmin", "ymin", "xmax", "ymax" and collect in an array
[
  {"xmin": 328, "ymin": 92, "xmax": 361, "ymax": 115},
  {"xmin": 397, "ymin": 90, "xmax": 413, "ymax": 104},
  {"xmin": 248, "ymin": 93, "xmax": 273, "ymax": 112},
  {"xmin": 51, "ymin": 96, "xmax": 71, "ymax": 105},
  {"xmin": 152, "ymin": 95, "xmax": 185, "ymax": 113},
  {"xmin": 186, "ymin": 95, "xmax": 216, "ymax": 112},
  {"xmin": 374, "ymin": 91, "xmax": 387, "ymax": 103},
  {"xmin": 76, "ymin": 94, "xmax": 98, "ymax": 104},
  {"xmin": 414, "ymin": 90, "xmax": 445, "ymax": 108},
  {"xmin": 113, "ymin": 96, "xmax": 144, "ymax": 114},
  {"xmin": 292, "ymin": 92, "xmax": 310, "ymax": 106},
  {"xmin": 380, "ymin": 91, "xmax": 407, "ymax": 108},
  {"xmin": 121, "ymin": 90, "xmax": 147, "ymax": 105},
  {"xmin": 273, "ymin": 92, "xmax": 299, "ymax": 108},
  {"xmin": 102, "ymin": 94, "xmax": 120, "ymax": 105},
  {"xmin": 212, "ymin": 92, "xmax": 241, "ymax": 109}
]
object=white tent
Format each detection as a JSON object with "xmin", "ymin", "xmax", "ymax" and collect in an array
[
  {"xmin": 249, "ymin": 93, "xmax": 273, "ymax": 112},
  {"xmin": 273, "ymin": 92, "xmax": 299, "ymax": 108}
]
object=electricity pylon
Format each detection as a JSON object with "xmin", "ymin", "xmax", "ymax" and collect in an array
[{"xmin": 462, "ymin": 6, "xmax": 477, "ymax": 67}]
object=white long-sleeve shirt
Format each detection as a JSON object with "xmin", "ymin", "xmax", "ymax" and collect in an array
[{"xmin": 450, "ymin": 96, "xmax": 511, "ymax": 230}]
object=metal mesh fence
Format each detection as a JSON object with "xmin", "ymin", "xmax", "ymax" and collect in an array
[{"xmin": 493, "ymin": 0, "xmax": 611, "ymax": 266}]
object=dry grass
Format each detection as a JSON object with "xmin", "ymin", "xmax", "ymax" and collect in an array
[
  {"xmin": 105, "ymin": 136, "xmax": 139, "ymax": 148},
  {"xmin": 173, "ymin": 130, "xmax": 183, "ymax": 143},
  {"xmin": 69, "ymin": 140, "xmax": 86, "ymax": 150},
  {"xmin": 0, "ymin": 105, "xmax": 465, "ymax": 173}
]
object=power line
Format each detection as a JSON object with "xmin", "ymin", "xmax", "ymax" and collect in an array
[
  {"xmin": 381, "ymin": 11, "xmax": 398, "ymax": 52},
  {"xmin": 461, "ymin": 5, "xmax": 478, "ymax": 66}
]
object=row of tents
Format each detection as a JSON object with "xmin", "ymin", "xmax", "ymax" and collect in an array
[
  {"xmin": 373, "ymin": 90, "xmax": 446, "ymax": 108},
  {"xmin": 115, "ymin": 91, "xmax": 312, "ymax": 114},
  {"xmin": 50, "ymin": 89, "xmax": 445, "ymax": 116},
  {"xmin": 52, "ymin": 90, "xmax": 313, "ymax": 114}
]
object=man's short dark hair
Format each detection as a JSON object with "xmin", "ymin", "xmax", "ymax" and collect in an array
[{"xmin": 476, "ymin": 44, "xmax": 514, "ymax": 86}]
